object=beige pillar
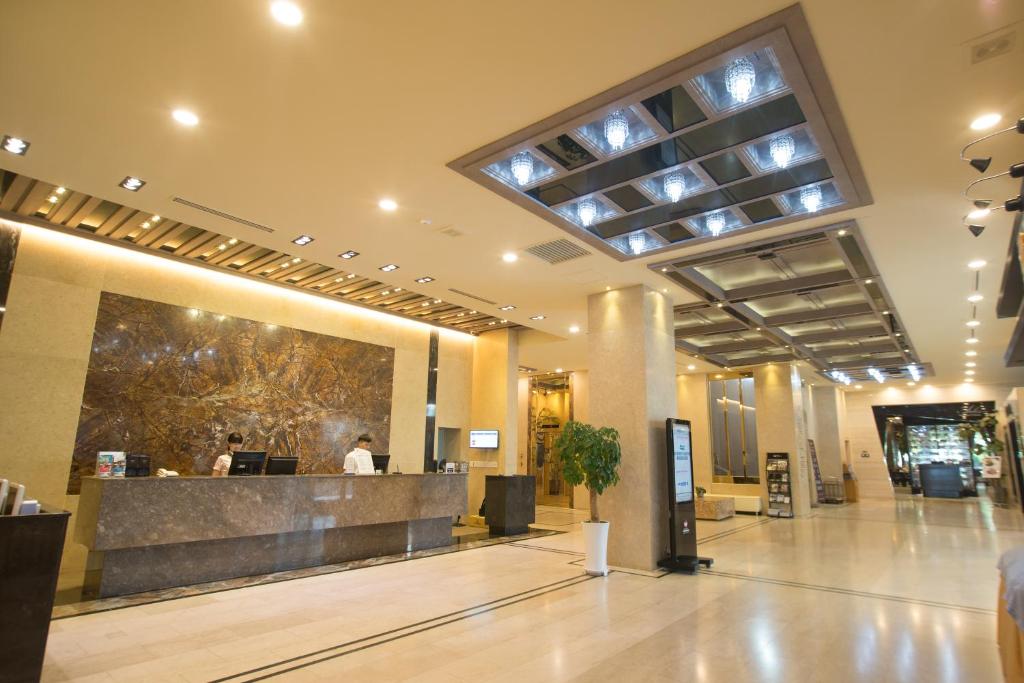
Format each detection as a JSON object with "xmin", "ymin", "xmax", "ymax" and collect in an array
[
  {"xmin": 677, "ymin": 373, "xmax": 712, "ymax": 490},
  {"xmin": 752, "ymin": 363, "xmax": 812, "ymax": 516},
  {"xmin": 588, "ymin": 285, "xmax": 677, "ymax": 570},
  {"xmin": 811, "ymin": 386, "xmax": 845, "ymax": 482},
  {"xmin": 468, "ymin": 328, "xmax": 518, "ymax": 515},
  {"xmin": 571, "ymin": 370, "xmax": 590, "ymax": 511}
]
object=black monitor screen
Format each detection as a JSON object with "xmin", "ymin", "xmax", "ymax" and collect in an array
[
  {"xmin": 265, "ymin": 456, "xmax": 298, "ymax": 475},
  {"xmin": 229, "ymin": 451, "xmax": 266, "ymax": 476},
  {"xmin": 371, "ymin": 454, "xmax": 390, "ymax": 473}
]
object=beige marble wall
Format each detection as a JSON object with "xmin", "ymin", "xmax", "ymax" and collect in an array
[
  {"xmin": 0, "ymin": 222, "xmax": 475, "ymax": 579},
  {"xmin": 587, "ymin": 285, "xmax": 676, "ymax": 570},
  {"xmin": 467, "ymin": 328, "xmax": 518, "ymax": 514},
  {"xmin": 676, "ymin": 374, "xmax": 712, "ymax": 491}
]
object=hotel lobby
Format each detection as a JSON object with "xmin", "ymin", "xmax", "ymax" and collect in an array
[{"xmin": 1, "ymin": 1, "xmax": 1024, "ymax": 681}]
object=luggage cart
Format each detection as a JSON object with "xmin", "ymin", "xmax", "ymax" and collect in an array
[{"xmin": 822, "ymin": 476, "xmax": 845, "ymax": 504}]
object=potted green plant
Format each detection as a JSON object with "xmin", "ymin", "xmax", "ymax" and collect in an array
[
  {"xmin": 555, "ymin": 420, "xmax": 622, "ymax": 576},
  {"xmin": 696, "ymin": 486, "xmax": 706, "ymax": 498}
]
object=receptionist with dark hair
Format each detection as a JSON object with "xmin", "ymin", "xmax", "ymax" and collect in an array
[
  {"xmin": 343, "ymin": 434, "xmax": 375, "ymax": 475},
  {"xmin": 212, "ymin": 432, "xmax": 244, "ymax": 477}
]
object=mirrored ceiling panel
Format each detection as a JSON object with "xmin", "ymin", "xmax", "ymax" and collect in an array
[{"xmin": 449, "ymin": 8, "xmax": 870, "ymax": 260}]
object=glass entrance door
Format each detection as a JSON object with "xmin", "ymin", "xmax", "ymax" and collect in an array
[{"xmin": 527, "ymin": 372, "xmax": 573, "ymax": 508}]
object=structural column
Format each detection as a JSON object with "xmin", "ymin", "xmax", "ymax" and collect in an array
[
  {"xmin": 753, "ymin": 363, "xmax": 812, "ymax": 516},
  {"xmin": 468, "ymin": 328, "xmax": 518, "ymax": 515},
  {"xmin": 587, "ymin": 285, "xmax": 678, "ymax": 570},
  {"xmin": 810, "ymin": 385, "xmax": 846, "ymax": 483}
]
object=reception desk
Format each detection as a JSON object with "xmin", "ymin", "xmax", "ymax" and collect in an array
[{"xmin": 74, "ymin": 473, "xmax": 467, "ymax": 597}]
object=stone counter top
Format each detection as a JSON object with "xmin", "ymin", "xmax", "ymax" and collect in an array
[{"xmin": 75, "ymin": 473, "xmax": 468, "ymax": 551}]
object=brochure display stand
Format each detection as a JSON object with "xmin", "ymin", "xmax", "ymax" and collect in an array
[
  {"xmin": 766, "ymin": 452, "xmax": 794, "ymax": 518},
  {"xmin": 659, "ymin": 418, "xmax": 713, "ymax": 573}
]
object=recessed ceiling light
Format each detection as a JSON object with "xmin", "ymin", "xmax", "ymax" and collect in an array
[
  {"xmin": 502, "ymin": 252, "xmax": 518, "ymax": 263},
  {"xmin": 966, "ymin": 320, "xmax": 981, "ymax": 327},
  {"xmin": 347, "ymin": 274, "xmax": 357, "ymax": 279},
  {"xmin": 420, "ymin": 301, "xmax": 430, "ymax": 307},
  {"xmin": 228, "ymin": 237, "xmax": 238, "ymax": 245},
  {"xmin": 172, "ymin": 109, "xmax": 199, "ymax": 127},
  {"xmin": 894, "ymin": 332, "xmax": 902, "ymax": 337},
  {"xmin": 291, "ymin": 257, "xmax": 301, "ymax": 264},
  {"xmin": 56, "ymin": 186, "xmax": 66, "ymax": 195},
  {"xmin": 141, "ymin": 221, "xmax": 151, "ymax": 229},
  {"xmin": 716, "ymin": 303, "xmax": 724, "ymax": 308},
  {"xmin": 967, "ymin": 293, "xmax": 984, "ymax": 303},
  {"xmin": 966, "ymin": 337, "xmax": 979, "ymax": 344},
  {"xmin": 500, "ymin": 319, "xmax": 507, "ymax": 323},
  {"xmin": 119, "ymin": 176, "xmax": 146, "ymax": 191},
  {"xmin": 433, "ymin": 299, "xmax": 441, "ymax": 304},
  {"xmin": 47, "ymin": 195, "xmax": 57, "ymax": 203},
  {"xmin": 966, "ymin": 350, "xmax": 978, "ymax": 357},
  {"xmin": 555, "ymin": 367, "xmax": 564, "ymax": 373},
  {"xmin": 661, "ymin": 267, "xmax": 668, "ymax": 272},
  {"xmin": 1, "ymin": 135, "xmax": 29, "ymax": 155},
  {"xmin": 965, "ymin": 370, "xmax": 976, "ymax": 376},
  {"xmin": 864, "ymin": 279, "xmax": 873, "ymax": 285},
  {"xmin": 964, "ymin": 378, "xmax": 975, "ymax": 383},
  {"xmin": 530, "ymin": 315, "xmax": 546, "ymax": 320},
  {"xmin": 292, "ymin": 234, "xmax": 314, "ymax": 245},
  {"xmin": 687, "ymin": 364, "xmax": 696, "ymax": 370},
  {"xmin": 379, "ymin": 264, "xmax": 398, "ymax": 272},
  {"xmin": 968, "ymin": 259, "xmax": 987, "ymax": 269},
  {"xmin": 855, "ymin": 384, "xmax": 863, "ymax": 389},
  {"xmin": 499, "ymin": 305, "xmax": 515, "ymax": 311},
  {"xmin": 965, "ymin": 361, "xmax": 976, "ymax": 367},
  {"xmin": 339, "ymin": 251, "xmax": 359, "ymax": 259},
  {"xmin": 380, "ymin": 290, "xmax": 391, "ymax": 296},
  {"xmin": 415, "ymin": 276, "xmax": 434, "ymax": 284},
  {"xmin": 714, "ymin": 373, "xmax": 723, "ymax": 379},
  {"xmin": 907, "ymin": 382, "xmax": 916, "ymax": 387},
  {"xmin": 882, "ymin": 310, "xmax": 890, "ymax": 315},
  {"xmin": 970, "ymin": 113, "xmax": 1001, "ymax": 130},
  {"xmin": 569, "ymin": 325, "xmax": 580, "ymax": 334},
  {"xmin": 837, "ymin": 229, "xmax": 847, "ymax": 236},
  {"xmin": 378, "ymin": 198, "xmax": 398, "ymax": 212},
  {"xmin": 270, "ymin": 1, "xmax": 303, "ymax": 26}
]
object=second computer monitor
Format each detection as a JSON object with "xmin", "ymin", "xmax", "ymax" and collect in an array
[
  {"xmin": 265, "ymin": 456, "xmax": 298, "ymax": 475},
  {"xmin": 371, "ymin": 454, "xmax": 390, "ymax": 474}
]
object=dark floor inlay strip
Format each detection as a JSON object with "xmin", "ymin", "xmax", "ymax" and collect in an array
[
  {"xmin": 212, "ymin": 574, "xmax": 597, "ymax": 682},
  {"xmin": 701, "ymin": 569, "xmax": 996, "ymax": 615}
]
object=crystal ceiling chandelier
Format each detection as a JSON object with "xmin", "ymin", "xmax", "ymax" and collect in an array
[
  {"xmin": 577, "ymin": 198, "xmax": 597, "ymax": 227},
  {"xmin": 800, "ymin": 185, "xmax": 823, "ymax": 212},
  {"xmin": 706, "ymin": 211, "xmax": 725, "ymax": 237},
  {"xmin": 628, "ymin": 232, "xmax": 647, "ymax": 255},
  {"xmin": 769, "ymin": 135, "xmax": 795, "ymax": 169},
  {"xmin": 604, "ymin": 110, "xmax": 629, "ymax": 151},
  {"xmin": 663, "ymin": 173, "xmax": 686, "ymax": 202},
  {"xmin": 510, "ymin": 152, "xmax": 533, "ymax": 186},
  {"xmin": 724, "ymin": 57, "xmax": 756, "ymax": 104}
]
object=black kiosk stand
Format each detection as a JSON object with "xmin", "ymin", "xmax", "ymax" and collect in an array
[{"xmin": 658, "ymin": 418, "xmax": 713, "ymax": 574}]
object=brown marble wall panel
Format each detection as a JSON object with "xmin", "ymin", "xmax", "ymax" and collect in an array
[
  {"xmin": 0, "ymin": 220, "xmax": 20, "ymax": 333},
  {"xmin": 68, "ymin": 292, "xmax": 395, "ymax": 493}
]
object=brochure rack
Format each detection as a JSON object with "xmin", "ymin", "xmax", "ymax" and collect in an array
[{"xmin": 766, "ymin": 452, "xmax": 794, "ymax": 518}]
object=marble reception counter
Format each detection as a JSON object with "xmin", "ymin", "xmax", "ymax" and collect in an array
[{"xmin": 74, "ymin": 473, "xmax": 467, "ymax": 597}]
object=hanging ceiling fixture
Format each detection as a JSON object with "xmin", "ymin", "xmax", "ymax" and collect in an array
[
  {"xmin": 769, "ymin": 134, "xmax": 795, "ymax": 168},
  {"xmin": 603, "ymin": 110, "xmax": 629, "ymax": 151},
  {"xmin": 724, "ymin": 57, "xmax": 756, "ymax": 103},
  {"xmin": 800, "ymin": 185, "xmax": 822, "ymax": 212},
  {"xmin": 509, "ymin": 152, "xmax": 533, "ymax": 186},
  {"xmin": 663, "ymin": 173, "xmax": 686, "ymax": 202},
  {"xmin": 578, "ymin": 198, "xmax": 597, "ymax": 227},
  {"xmin": 628, "ymin": 232, "xmax": 647, "ymax": 255},
  {"xmin": 706, "ymin": 211, "xmax": 726, "ymax": 236}
]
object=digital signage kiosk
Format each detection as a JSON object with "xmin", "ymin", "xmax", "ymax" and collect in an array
[{"xmin": 659, "ymin": 418, "xmax": 713, "ymax": 573}]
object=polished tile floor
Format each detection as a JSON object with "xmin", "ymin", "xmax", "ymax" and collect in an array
[{"xmin": 42, "ymin": 497, "xmax": 1024, "ymax": 682}]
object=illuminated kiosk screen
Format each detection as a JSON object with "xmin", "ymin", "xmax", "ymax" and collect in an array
[
  {"xmin": 469, "ymin": 430, "xmax": 499, "ymax": 449},
  {"xmin": 671, "ymin": 422, "xmax": 693, "ymax": 503}
]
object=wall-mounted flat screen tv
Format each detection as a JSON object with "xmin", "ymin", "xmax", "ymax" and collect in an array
[{"xmin": 469, "ymin": 430, "xmax": 499, "ymax": 449}]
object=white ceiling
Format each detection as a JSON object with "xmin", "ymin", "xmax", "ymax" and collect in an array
[{"xmin": 1, "ymin": 0, "xmax": 1023, "ymax": 386}]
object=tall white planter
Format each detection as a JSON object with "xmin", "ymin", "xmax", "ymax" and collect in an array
[{"xmin": 582, "ymin": 521, "xmax": 609, "ymax": 576}]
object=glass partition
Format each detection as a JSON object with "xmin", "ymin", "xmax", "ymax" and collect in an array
[{"xmin": 708, "ymin": 375, "xmax": 760, "ymax": 483}]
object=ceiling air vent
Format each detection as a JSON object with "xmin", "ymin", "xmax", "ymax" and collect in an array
[
  {"xmin": 447, "ymin": 288, "xmax": 497, "ymax": 305},
  {"xmin": 525, "ymin": 239, "xmax": 591, "ymax": 265},
  {"xmin": 171, "ymin": 197, "xmax": 275, "ymax": 233},
  {"xmin": 969, "ymin": 29, "xmax": 1016, "ymax": 65}
]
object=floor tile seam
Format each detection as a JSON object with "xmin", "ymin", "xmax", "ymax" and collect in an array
[
  {"xmin": 700, "ymin": 570, "xmax": 996, "ymax": 614},
  {"xmin": 506, "ymin": 543, "xmax": 586, "ymax": 557},
  {"xmin": 205, "ymin": 575, "xmax": 591, "ymax": 682},
  {"xmin": 808, "ymin": 513, "xmax": 1022, "ymax": 532},
  {"xmin": 697, "ymin": 518, "xmax": 776, "ymax": 545},
  {"xmin": 213, "ymin": 575, "xmax": 599, "ymax": 682},
  {"xmin": 51, "ymin": 530, "xmax": 563, "ymax": 621}
]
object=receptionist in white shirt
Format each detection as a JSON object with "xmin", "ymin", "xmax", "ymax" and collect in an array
[
  {"xmin": 343, "ymin": 434, "xmax": 376, "ymax": 475},
  {"xmin": 212, "ymin": 432, "xmax": 244, "ymax": 477}
]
